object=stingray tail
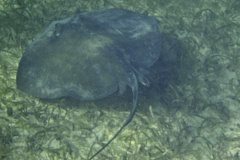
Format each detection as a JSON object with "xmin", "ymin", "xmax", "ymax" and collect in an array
[{"xmin": 88, "ymin": 73, "xmax": 138, "ymax": 160}]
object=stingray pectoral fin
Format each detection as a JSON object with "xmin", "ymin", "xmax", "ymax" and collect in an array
[
  {"xmin": 88, "ymin": 73, "xmax": 138, "ymax": 160},
  {"xmin": 117, "ymin": 81, "xmax": 127, "ymax": 95}
]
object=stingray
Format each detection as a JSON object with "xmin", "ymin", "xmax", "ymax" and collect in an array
[{"xmin": 16, "ymin": 8, "xmax": 161, "ymax": 159}]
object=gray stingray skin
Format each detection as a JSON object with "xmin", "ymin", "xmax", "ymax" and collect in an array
[{"xmin": 16, "ymin": 8, "xmax": 161, "ymax": 159}]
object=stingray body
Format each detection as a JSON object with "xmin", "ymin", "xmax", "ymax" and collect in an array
[{"xmin": 17, "ymin": 8, "xmax": 161, "ymax": 159}]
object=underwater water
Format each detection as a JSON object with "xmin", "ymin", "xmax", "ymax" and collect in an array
[{"xmin": 0, "ymin": 0, "xmax": 240, "ymax": 159}]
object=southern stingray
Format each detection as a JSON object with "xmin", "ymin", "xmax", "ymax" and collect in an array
[{"xmin": 16, "ymin": 8, "xmax": 161, "ymax": 159}]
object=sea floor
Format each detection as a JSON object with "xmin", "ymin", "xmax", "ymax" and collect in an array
[{"xmin": 0, "ymin": 0, "xmax": 240, "ymax": 159}]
